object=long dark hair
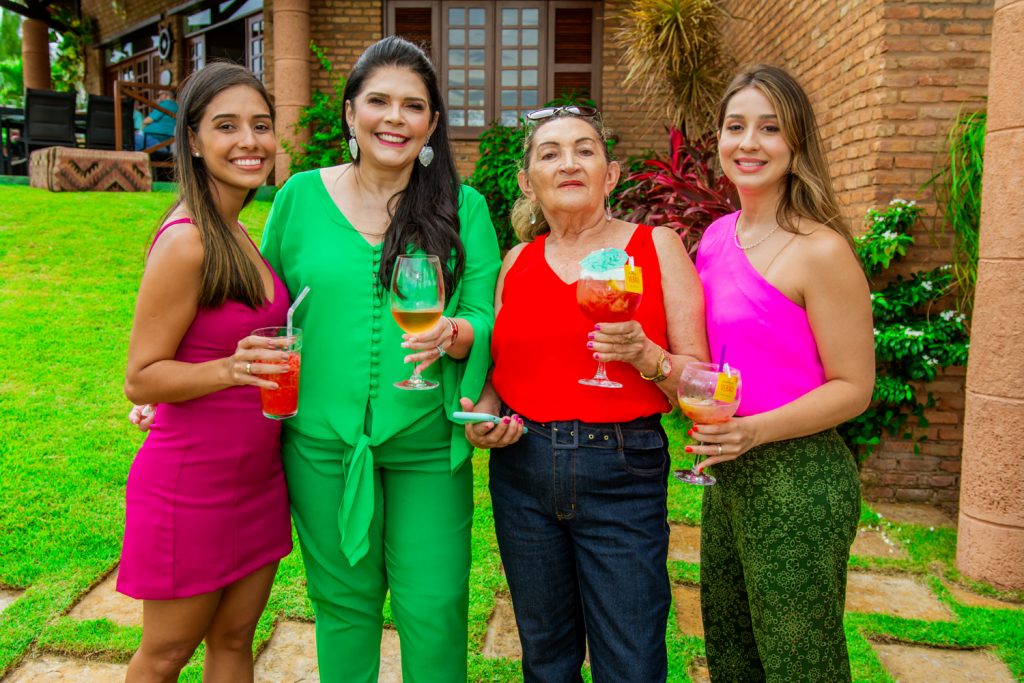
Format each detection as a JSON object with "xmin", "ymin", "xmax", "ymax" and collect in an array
[
  {"xmin": 342, "ymin": 36, "xmax": 464, "ymax": 300},
  {"xmin": 167, "ymin": 61, "xmax": 275, "ymax": 309},
  {"xmin": 715, "ymin": 65, "xmax": 851, "ymax": 244}
]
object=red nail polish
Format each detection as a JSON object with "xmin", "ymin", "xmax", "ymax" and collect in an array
[
  {"xmin": 594, "ymin": 324, "xmax": 602, "ymax": 331},
  {"xmin": 687, "ymin": 429, "xmax": 693, "ymax": 437},
  {"xmin": 692, "ymin": 425, "xmax": 700, "ymax": 433},
  {"xmin": 586, "ymin": 342, "xmax": 594, "ymax": 349},
  {"xmin": 503, "ymin": 417, "xmax": 511, "ymax": 424},
  {"xmin": 685, "ymin": 446, "xmax": 693, "ymax": 453},
  {"xmin": 587, "ymin": 332, "xmax": 596, "ymax": 340}
]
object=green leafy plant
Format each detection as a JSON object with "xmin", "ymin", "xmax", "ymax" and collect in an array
[
  {"xmin": 48, "ymin": 7, "xmax": 93, "ymax": 102},
  {"xmin": 839, "ymin": 199, "xmax": 970, "ymax": 458},
  {"xmin": 613, "ymin": 0, "xmax": 731, "ymax": 136},
  {"xmin": 930, "ymin": 109, "xmax": 985, "ymax": 315},
  {"xmin": 283, "ymin": 42, "xmax": 351, "ymax": 175},
  {"xmin": 0, "ymin": 58, "xmax": 22, "ymax": 107}
]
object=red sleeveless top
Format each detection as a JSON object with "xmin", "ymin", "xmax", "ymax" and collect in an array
[{"xmin": 491, "ymin": 224, "xmax": 671, "ymax": 422}]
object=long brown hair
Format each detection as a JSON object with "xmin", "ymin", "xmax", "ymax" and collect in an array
[
  {"xmin": 510, "ymin": 112, "xmax": 614, "ymax": 243},
  {"xmin": 715, "ymin": 65, "xmax": 851, "ymax": 244},
  {"xmin": 165, "ymin": 61, "xmax": 274, "ymax": 309}
]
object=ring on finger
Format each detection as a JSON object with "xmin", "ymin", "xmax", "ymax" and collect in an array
[
  {"xmin": 717, "ymin": 444, "xmax": 723, "ymax": 456},
  {"xmin": 436, "ymin": 345, "xmax": 446, "ymax": 358},
  {"xmin": 245, "ymin": 362, "xmax": 252, "ymax": 375}
]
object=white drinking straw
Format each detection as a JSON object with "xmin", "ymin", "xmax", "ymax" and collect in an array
[{"xmin": 287, "ymin": 286, "xmax": 310, "ymax": 336}]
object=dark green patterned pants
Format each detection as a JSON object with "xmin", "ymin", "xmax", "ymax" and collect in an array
[{"xmin": 700, "ymin": 429, "xmax": 860, "ymax": 682}]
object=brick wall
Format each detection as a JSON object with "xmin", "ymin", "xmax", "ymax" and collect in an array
[{"xmin": 720, "ymin": 0, "xmax": 993, "ymax": 512}]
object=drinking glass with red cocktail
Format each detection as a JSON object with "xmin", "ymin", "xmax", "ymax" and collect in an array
[
  {"xmin": 674, "ymin": 361, "xmax": 742, "ymax": 486},
  {"xmin": 577, "ymin": 248, "xmax": 643, "ymax": 389},
  {"xmin": 391, "ymin": 254, "xmax": 444, "ymax": 390},
  {"xmin": 251, "ymin": 326, "xmax": 303, "ymax": 419}
]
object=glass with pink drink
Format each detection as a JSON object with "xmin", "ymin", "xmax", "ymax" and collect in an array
[
  {"xmin": 674, "ymin": 361, "xmax": 741, "ymax": 486},
  {"xmin": 251, "ymin": 326, "xmax": 302, "ymax": 419}
]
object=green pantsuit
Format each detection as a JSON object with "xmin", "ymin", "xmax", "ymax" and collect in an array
[
  {"xmin": 261, "ymin": 173, "xmax": 500, "ymax": 682},
  {"xmin": 282, "ymin": 417, "xmax": 473, "ymax": 682},
  {"xmin": 700, "ymin": 429, "xmax": 861, "ymax": 682}
]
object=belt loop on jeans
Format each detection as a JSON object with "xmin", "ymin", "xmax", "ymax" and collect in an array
[
  {"xmin": 551, "ymin": 420, "xmax": 580, "ymax": 449},
  {"xmin": 613, "ymin": 422, "xmax": 624, "ymax": 453}
]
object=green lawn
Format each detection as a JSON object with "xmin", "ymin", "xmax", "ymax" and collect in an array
[{"xmin": 1, "ymin": 185, "xmax": 1022, "ymax": 681}]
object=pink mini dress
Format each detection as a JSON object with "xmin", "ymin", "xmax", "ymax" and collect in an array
[{"xmin": 117, "ymin": 218, "xmax": 293, "ymax": 599}]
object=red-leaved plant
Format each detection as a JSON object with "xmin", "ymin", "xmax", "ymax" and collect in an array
[{"xmin": 614, "ymin": 128, "xmax": 738, "ymax": 259}]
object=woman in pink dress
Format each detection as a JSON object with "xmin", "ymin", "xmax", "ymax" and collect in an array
[{"xmin": 119, "ymin": 62, "xmax": 293, "ymax": 682}]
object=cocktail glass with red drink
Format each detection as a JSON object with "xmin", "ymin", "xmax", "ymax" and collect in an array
[
  {"xmin": 391, "ymin": 254, "xmax": 444, "ymax": 390},
  {"xmin": 674, "ymin": 361, "xmax": 742, "ymax": 486},
  {"xmin": 251, "ymin": 326, "xmax": 303, "ymax": 420},
  {"xmin": 577, "ymin": 248, "xmax": 643, "ymax": 389}
]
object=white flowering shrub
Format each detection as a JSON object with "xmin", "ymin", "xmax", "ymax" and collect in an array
[{"xmin": 840, "ymin": 199, "xmax": 971, "ymax": 458}]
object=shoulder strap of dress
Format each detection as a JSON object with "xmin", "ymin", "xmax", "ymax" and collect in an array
[{"xmin": 148, "ymin": 217, "xmax": 196, "ymax": 257}]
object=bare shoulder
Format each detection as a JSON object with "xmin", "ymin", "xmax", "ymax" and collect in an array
[
  {"xmin": 502, "ymin": 242, "xmax": 529, "ymax": 270},
  {"xmin": 796, "ymin": 221, "xmax": 859, "ymax": 270},
  {"xmin": 148, "ymin": 214, "xmax": 203, "ymax": 269}
]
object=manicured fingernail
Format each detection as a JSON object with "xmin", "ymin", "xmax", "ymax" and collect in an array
[
  {"xmin": 685, "ymin": 446, "xmax": 693, "ymax": 453},
  {"xmin": 692, "ymin": 425, "xmax": 700, "ymax": 433},
  {"xmin": 593, "ymin": 353, "xmax": 600, "ymax": 360},
  {"xmin": 586, "ymin": 342, "xmax": 594, "ymax": 349},
  {"xmin": 587, "ymin": 332, "xmax": 596, "ymax": 340},
  {"xmin": 594, "ymin": 324, "xmax": 602, "ymax": 331},
  {"xmin": 515, "ymin": 415, "xmax": 523, "ymax": 424},
  {"xmin": 503, "ymin": 417, "xmax": 511, "ymax": 424},
  {"xmin": 687, "ymin": 429, "xmax": 693, "ymax": 436}
]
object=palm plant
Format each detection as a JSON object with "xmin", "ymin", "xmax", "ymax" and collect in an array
[
  {"xmin": 613, "ymin": 0, "xmax": 731, "ymax": 136},
  {"xmin": 930, "ymin": 109, "xmax": 985, "ymax": 315}
]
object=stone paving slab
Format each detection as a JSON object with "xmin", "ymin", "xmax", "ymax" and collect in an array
[
  {"xmin": 872, "ymin": 642, "xmax": 1016, "ymax": 683},
  {"xmin": 67, "ymin": 569, "xmax": 142, "ymax": 627},
  {"xmin": 253, "ymin": 620, "xmax": 403, "ymax": 682},
  {"xmin": 851, "ymin": 528, "xmax": 910, "ymax": 560},
  {"xmin": 0, "ymin": 588, "xmax": 22, "ymax": 614},
  {"xmin": 845, "ymin": 572, "xmax": 953, "ymax": 621},
  {"xmin": 672, "ymin": 585, "xmax": 704, "ymax": 638},
  {"xmin": 688, "ymin": 658, "xmax": 711, "ymax": 683},
  {"xmin": 482, "ymin": 595, "xmax": 522, "ymax": 659},
  {"xmin": 871, "ymin": 502, "xmax": 954, "ymax": 528},
  {"xmin": 944, "ymin": 582, "xmax": 1024, "ymax": 611},
  {"xmin": 3, "ymin": 655, "xmax": 127, "ymax": 682},
  {"xmin": 668, "ymin": 524, "xmax": 701, "ymax": 564}
]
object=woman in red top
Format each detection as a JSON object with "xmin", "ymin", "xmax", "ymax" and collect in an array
[{"xmin": 460, "ymin": 107, "xmax": 707, "ymax": 682}]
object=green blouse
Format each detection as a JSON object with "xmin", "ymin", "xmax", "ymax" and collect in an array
[{"xmin": 261, "ymin": 169, "xmax": 500, "ymax": 564}]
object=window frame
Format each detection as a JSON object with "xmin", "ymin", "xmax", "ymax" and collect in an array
[{"xmin": 385, "ymin": 0, "xmax": 602, "ymax": 141}]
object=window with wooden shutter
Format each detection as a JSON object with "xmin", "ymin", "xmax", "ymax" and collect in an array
[{"xmin": 385, "ymin": 1, "xmax": 602, "ymax": 138}]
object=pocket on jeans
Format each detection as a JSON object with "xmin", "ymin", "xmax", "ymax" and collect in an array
[{"xmin": 617, "ymin": 429, "xmax": 667, "ymax": 477}]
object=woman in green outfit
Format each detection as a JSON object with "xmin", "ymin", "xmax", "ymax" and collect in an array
[{"xmin": 260, "ymin": 37, "xmax": 500, "ymax": 681}]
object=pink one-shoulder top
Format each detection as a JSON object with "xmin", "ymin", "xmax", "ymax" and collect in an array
[{"xmin": 695, "ymin": 212, "xmax": 826, "ymax": 417}]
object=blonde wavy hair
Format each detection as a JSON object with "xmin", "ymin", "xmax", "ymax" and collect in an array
[
  {"xmin": 716, "ymin": 65, "xmax": 852, "ymax": 244},
  {"xmin": 510, "ymin": 112, "xmax": 615, "ymax": 243}
]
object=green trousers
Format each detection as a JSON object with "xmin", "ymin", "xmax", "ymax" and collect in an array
[
  {"xmin": 282, "ymin": 419, "xmax": 472, "ymax": 683},
  {"xmin": 700, "ymin": 429, "xmax": 860, "ymax": 682}
]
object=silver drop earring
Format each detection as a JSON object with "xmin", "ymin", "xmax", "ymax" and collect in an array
[
  {"xmin": 604, "ymin": 197, "xmax": 613, "ymax": 221},
  {"xmin": 529, "ymin": 208, "xmax": 537, "ymax": 225},
  {"xmin": 418, "ymin": 144, "xmax": 434, "ymax": 167},
  {"xmin": 348, "ymin": 136, "xmax": 359, "ymax": 161}
]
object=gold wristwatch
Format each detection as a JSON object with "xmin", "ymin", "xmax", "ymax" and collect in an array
[{"xmin": 639, "ymin": 347, "xmax": 672, "ymax": 383}]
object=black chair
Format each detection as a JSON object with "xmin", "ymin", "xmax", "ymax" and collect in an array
[
  {"xmin": 84, "ymin": 94, "xmax": 134, "ymax": 150},
  {"xmin": 9, "ymin": 88, "xmax": 77, "ymax": 173}
]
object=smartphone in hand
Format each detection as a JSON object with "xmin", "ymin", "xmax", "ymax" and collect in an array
[{"xmin": 452, "ymin": 411, "xmax": 528, "ymax": 433}]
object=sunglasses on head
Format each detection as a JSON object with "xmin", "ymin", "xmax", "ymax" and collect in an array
[{"xmin": 525, "ymin": 105, "xmax": 600, "ymax": 121}]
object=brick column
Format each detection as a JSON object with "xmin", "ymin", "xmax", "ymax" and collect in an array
[
  {"xmin": 272, "ymin": 0, "xmax": 311, "ymax": 185},
  {"xmin": 955, "ymin": 0, "xmax": 1024, "ymax": 590},
  {"xmin": 22, "ymin": 18, "xmax": 51, "ymax": 90}
]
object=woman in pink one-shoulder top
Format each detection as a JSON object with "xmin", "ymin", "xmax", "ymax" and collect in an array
[
  {"xmin": 119, "ymin": 63, "xmax": 292, "ymax": 682},
  {"xmin": 688, "ymin": 65, "xmax": 875, "ymax": 682}
]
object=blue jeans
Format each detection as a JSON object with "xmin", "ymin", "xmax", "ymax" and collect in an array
[{"xmin": 489, "ymin": 411, "xmax": 671, "ymax": 683}]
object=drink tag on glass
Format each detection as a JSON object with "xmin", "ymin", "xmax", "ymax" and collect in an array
[
  {"xmin": 624, "ymin": 265, "xmax": 643, "ymax": 294},
  {"xmin": 713, "ymin": 372, "xmax": 739, "ymax": 403}
]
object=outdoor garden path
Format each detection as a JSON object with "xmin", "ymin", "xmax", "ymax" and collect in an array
[{"xmin": 1, "ymin": 503, "xmax": 1021, "ymax": 682}]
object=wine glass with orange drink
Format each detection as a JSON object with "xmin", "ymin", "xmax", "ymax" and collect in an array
[
  {"xmin": 390, "ymin": 254, "xmax": 444, "ymax": 390},
  {"xmin": 674, "ymin": 361, "xmax": 742, "ymax": 486},
  {"xmin": 577, "ymin": 248, "xmax": 643, "ymax": 388}
]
